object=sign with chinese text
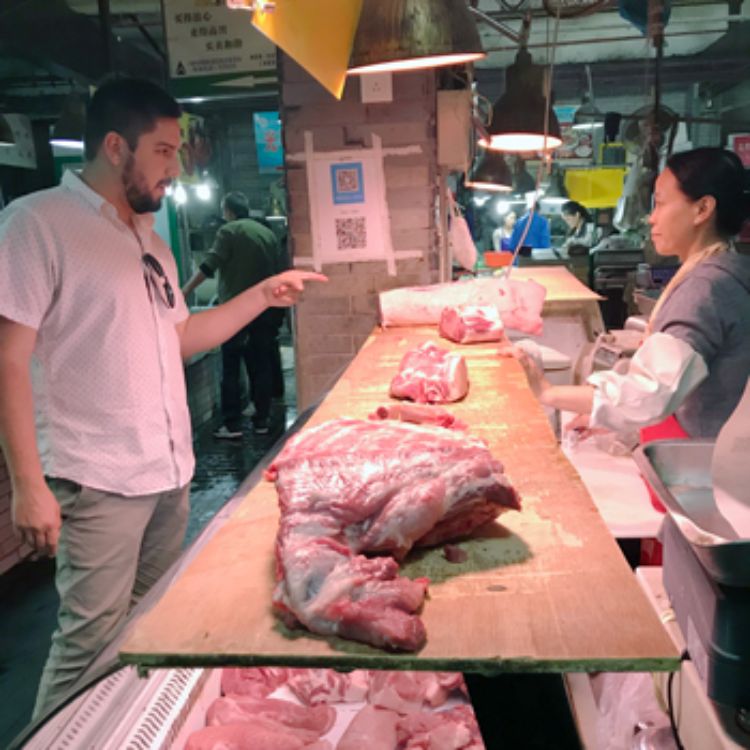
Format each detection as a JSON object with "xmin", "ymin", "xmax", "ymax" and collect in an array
[
  {"xmin": 163, "ymin": 0, "xmax": 277, "ymax": 98},
  {"xmin": 252, "ymin": 111, "xmax": 283, "ymax": 173}
]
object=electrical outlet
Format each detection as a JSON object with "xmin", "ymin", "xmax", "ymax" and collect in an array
[{"xmin": 360, "ymin": 72, "xmax": 393, "ymax": 104}]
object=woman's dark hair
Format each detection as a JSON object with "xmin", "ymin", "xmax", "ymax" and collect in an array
[
  {"xmin": 84, "ymin": 77, "xmax": 181, "ymax": 161},
  {"xmin": 561, "ymin": 200, "xmax": 592, "ymax": 223},
  {"xmin": 666, "ymin": 147, "xmax": 750, "ymax": 237},
  {"xmin": 222, "ymin": 191, "xmax": 250, "ymax": 219}
]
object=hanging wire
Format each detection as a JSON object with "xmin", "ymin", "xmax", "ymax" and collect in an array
[{"xmin": 505, "ymin": 5, "xmax": 562, "ymax": 277}]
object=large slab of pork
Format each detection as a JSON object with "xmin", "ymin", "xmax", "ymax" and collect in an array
[
  {"xmin": 267, "ymin": 419, "xmax": 520, "ymax": 652},
  {"xmin": 389, "ymin": 342, "xmax": 469, "ymax": 404}
]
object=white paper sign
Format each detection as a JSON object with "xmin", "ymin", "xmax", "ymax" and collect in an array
[
  {"xmin": 306, "ymin": 135, "xmax": 395, "ymax": 272},
  {"xmin": 163, "ymin": 0, "xmax": 276, "ymax": 80}
]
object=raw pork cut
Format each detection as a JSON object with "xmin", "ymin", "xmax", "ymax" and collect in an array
[
  {"xmin": 397, "ymin": 705, "xmax": 484, "ymax": 750},
  {"xmin": 439, "ymin": 305, "xmax": 505, "ymax": 344},
  {"xmin": 268, "ymin": 419, "xmax": 520, "ymax": 651},
  {"xmin": 286, "ymin": 669, "xmax": 371, "ymax": 705},
  {"xmin": 379, "ymin": 276, "xmax": 546, "ymax": 335},
  {"xmin": 221, "ymin": 667, "xmax": 290, "ymax": 698},
  {"xmin": 206, "ymin": 695, "xmax": 336, "ymax": 735},
  {"xmin": 336, "ymin": 705, "xmax": 400, "ymax": 750},
  {"xmin": 184, "ymin": 722, "xmax": 331, "ymax": 750},
  {"xmin": 390, "ymin": 342, "xmax": 469, "ymax": 404},
  {"xmin": 368, "ymin": 671, "xmax": 466, "ymax": 713}
]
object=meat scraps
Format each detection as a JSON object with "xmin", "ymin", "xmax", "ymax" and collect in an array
[
  {"xmin": 267, "ymin": 419, "xmax": 520, "ymax": 651},
  {"xmin": 439, "ymin": 305, "xmax": 505, "ymax": 345},
  {"xmin": 368, "ymin": 402, "xmax": 466, "ymax": 430},
  {"xmin": 389, "ymin": 342, "xmax": 469, "ymax": 404}
]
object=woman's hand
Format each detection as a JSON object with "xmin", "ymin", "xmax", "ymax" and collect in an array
[
  {"xmin": 262, "ymin": 270, "xmax": 328, "ymax": 307},
  {"xmin": 498, "ymin": 341, "xmax": 551, "ymax": 399}
]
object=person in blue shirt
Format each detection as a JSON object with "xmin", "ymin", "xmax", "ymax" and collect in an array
[{"xmin": 508, "ymin": 202, "xmax": 551, "ymax": 251}]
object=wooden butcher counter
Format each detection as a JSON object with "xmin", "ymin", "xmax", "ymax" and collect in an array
[{"xmin": 120, "ymin": 326, "xmax": 678, "ymax": 678}]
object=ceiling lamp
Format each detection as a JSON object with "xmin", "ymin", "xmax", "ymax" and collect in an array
[
  {"xmin": 479, "ymin": 48, "xmax": 562, "ymax": 152},
  {"xmin": 0, "ymin": 115, "xmax": 15, "ymax": 147},
  {"xmin": 572, "ymin": 66, "xmax": 603, "ymax": 131},
  {"xmin": 465, "ymin": 149, "xmax": 512, "ymax": 192},
  {"xmin": 572, "ymin": 98, "xmax": 604, "ymax": 130},
  {"xmin": 50, "ymin": 93, "xmax": 87, "ymax": 150},
  {"xmin": 348, "ymin": 0, "xmax": 485, "ymax": 75}
]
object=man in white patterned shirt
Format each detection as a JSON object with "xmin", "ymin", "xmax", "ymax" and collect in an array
[{"xmin": 0, "ymin": 77, "xmax": 324, "ymax": 719}]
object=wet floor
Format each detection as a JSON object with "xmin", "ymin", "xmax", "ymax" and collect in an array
[{"xmin": 0, "ymin": 355, "xmax": 297, "ymax": 747}]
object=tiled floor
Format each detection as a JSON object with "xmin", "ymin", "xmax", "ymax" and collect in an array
[{"xmin": 0, "ymin": 359, "xmax": 296, "ymax": 748}]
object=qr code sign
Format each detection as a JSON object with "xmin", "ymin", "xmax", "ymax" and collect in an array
[
  {"xmin": 335, "ymin": 167, "xmax": 360, "ymax": 194},
  {"xmin": 335, "ymin": 217, "xmax": 367, "ymax": 250}
]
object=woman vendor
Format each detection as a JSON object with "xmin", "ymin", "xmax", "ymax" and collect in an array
[
  {"xmin": 559, "ymin": 200, "xmax": 597, "ymax": 255},
  {"xmin": 505, "ymin": 147, "xmax": 750, "ymax": 444}
]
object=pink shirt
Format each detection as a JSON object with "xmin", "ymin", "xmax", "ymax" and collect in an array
[{"xmin": 0, "ymin": 171, "xmax": 194, "ymax": 495}]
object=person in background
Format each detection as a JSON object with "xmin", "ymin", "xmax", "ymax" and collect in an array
[
  {"xmin": 503, "ymin": 147, "xmax": 750, "ymax": 452},
  {"xmin": 0, "ymin": 77, "xmax": 326, "ymax": 720},
  {"xmin": 508, "ymin": 201, "xmax": 551, "ymax": 251},
  {"xmin": 492, "ymin": 210, "xmax": 517, "ymax": 252},
  {"xmin": 182, "ymin": 191, "xmax": 284, "ymax": 438},
  {"xmin": 559, "ymin": 200, "xmax": 597, "ymax": 255}
]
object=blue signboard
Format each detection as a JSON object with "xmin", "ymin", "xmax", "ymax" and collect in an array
[{"xmin": 253, "ymin": 111, "xmax": 284, "ymax": 174}]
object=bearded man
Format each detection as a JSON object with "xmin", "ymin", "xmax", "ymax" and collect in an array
[{"xmin": 0, "ymin": 78, "xmax": 324, "ymax": 719}]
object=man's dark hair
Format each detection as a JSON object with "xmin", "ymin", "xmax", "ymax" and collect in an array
[
  {"xmin": 222, "ymin": 191, "xmax": 250, "ymax": 219},
  {"xmin": 84, "ymin": 77, "xmax": 181, "ymax": 161}
]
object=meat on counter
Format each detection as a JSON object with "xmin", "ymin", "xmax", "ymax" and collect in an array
[
  {"xmin": 266, "ymin": 418, "xmax": 520, "ymax": 652},
  {"xmin": 439, "ymin": 305, "xmax": 505, "ymax": 345},
  {"xmin": 390, "ymin": 342, "xmax": 469, "ymax": 404}
]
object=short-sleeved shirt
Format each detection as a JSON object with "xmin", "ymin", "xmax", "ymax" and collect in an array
[
  {"xmin": 200, "ymin": 218, "xmax": 280, "ymax": 304},
  {"xmin": 650, "ymin": 252, "xmax": 750, "ymax": 437},
  {"xmin": 0, "ymin": 171, "xmax": 194, "ymax": 495}
]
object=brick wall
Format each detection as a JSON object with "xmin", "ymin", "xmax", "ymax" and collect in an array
[
  {"xmin": 281, "ymin": 56, "xmax": 440, "ymax": 410},
  {"xmin": 185, "ymin": 351, "xmax": 222, "ymax": 431}
]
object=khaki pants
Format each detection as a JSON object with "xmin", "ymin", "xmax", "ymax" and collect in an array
[{"xmin": 33, "ymin": 479, "xmax": 189, "ymax": 719}]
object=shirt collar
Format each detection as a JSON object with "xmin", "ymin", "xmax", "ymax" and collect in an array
[{"xmin": 61, "ymin": 169, "xmax": 155, "ymax": 231}]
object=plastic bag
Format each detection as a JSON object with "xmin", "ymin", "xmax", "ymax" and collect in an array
[{"xmin": 447, "ymin": 190, "xmax": 477, "ymax": 271}]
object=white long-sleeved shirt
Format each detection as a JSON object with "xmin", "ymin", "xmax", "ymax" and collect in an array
[{"xmin": 588, "ymin": 332, "xmax": 708, "ymax": 434}]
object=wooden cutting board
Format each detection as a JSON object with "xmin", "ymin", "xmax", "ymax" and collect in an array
[{"xmin": 120, "ymin": 327, "xmax": 678, "ymax": 673}]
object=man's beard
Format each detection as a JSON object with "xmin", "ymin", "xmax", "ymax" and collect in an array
[{"xmin": 122, "ymin": 152, "xmax": 163, "ymax": 214}]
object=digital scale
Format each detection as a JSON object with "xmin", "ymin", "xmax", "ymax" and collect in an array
[{"xmin": 635, "ymin": 440, "xmax": 750, "ymax": 747}]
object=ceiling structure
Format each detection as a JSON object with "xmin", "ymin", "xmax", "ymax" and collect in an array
[{"xmin": 0, "ymin": 0, "xmax": 748, "ymax": 128}]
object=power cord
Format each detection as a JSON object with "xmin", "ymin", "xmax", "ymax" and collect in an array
[{"xmin": 667, "ymin": 650, "xmax": 690, "ymax": 750}]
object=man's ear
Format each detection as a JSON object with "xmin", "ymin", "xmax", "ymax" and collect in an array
[{"xmin": 101, "ymin": 132, "xmax": 127, "ymax": 167}]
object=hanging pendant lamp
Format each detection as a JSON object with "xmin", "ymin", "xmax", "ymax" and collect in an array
[
  {"xmin": 479, "ymin": 48, "xmax": 561, "ymax": 152},
  {"xmin": 0, "ymin": 115, "xmax": 15, "ymax": 147},
  {"xmin": 348, "ymin": 0, "xmax": 485, "ymax": 75},
  {"xmin": 572, "ymin": 97, "xmax": 604, "ymax": 131},
  {"xmin": 465, "ymin": 149, "xmax": 512, "ymax": 192}
]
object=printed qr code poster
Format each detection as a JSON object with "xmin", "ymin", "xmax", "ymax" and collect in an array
[
  {"xmin": 309, "ymin": 147, "xmax": 394, "ymax": 268},
  {"xmin": 331, "ymin": 163, "xmax": 365, "ymax": 204}
]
